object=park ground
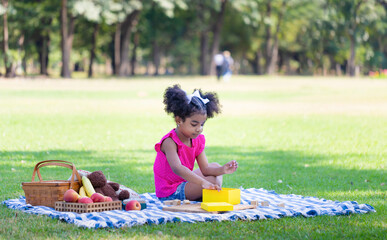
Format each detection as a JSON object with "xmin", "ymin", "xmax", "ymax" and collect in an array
[{"xmin": 0, "ymin": 76, "xmax": 386, "ymax": 239}]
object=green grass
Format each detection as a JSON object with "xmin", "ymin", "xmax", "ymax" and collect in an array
[{"xmin": 0, "ymin": 76, "xmax": 386, "ymax": 239}]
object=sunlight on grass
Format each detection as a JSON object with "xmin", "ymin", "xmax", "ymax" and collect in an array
[{"xmin": 0, "ymin": 76, "xmax": 386, "ymax": 239}]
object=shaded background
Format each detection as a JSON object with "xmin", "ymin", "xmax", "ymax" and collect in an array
[{"xmin": 0, "ymin": 0, "xmax": 386, "ymax": 78}]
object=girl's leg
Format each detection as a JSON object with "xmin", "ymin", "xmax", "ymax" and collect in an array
[{"xmin": 184, "ymin": 163, "xmax": 223, "ymax": 201}]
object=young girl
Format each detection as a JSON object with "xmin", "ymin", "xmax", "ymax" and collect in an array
[{"xmin": 153, "ymin": 84, "xmax": 238, "ymax": 201}]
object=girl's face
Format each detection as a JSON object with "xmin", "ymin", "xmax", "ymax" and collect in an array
[{"xmin": 176, "ymin": 113, "xmax": 207, "ymax": 139}]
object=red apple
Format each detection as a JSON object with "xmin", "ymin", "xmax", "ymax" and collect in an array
[
  {"xmin": 63, "ymin": 189, "xmax": 80, "ymax": 202},
  {"xmin": 104, "ymin": 196, "xmax": 113, "ymax": 202},
  {"xmin": 90, "ymin": 193, "xmax": 105, "ymax": 203},
  {"xmin": 78, "ymin": 197, "xmax": 93, "ymax": 204},
  {"xmin": 125, "ymin": 200, "xmax": 141, "ymax": 211}
]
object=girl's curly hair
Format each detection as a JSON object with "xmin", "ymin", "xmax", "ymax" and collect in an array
[{"xmin": 163, "ymin": 84, "xmax": 221, "ymax": 120}]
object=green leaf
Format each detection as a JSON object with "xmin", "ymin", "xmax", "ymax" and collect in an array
[
  {"xmin": 0, "ymin": 4, "xmax": 6, "ymax": 15},
  {"xmin": 74, "ymin": 0, "xmax": 102, "ymax": 22}
]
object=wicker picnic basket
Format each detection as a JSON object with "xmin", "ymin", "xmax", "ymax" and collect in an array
[{"xmin": 22, "ymin": 160, "xmax": 82, "ymax": 208}]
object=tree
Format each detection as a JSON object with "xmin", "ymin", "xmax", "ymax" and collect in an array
[
  {"xmin": 328, "ymin": 0, "xmax": 385, "ymax": 76},
  {"xmin": 101, "ymin": 0, "xmax": 142, "ymax": 76},
  {"xmin": 60, "ymin": 0, "xmax": 75, "ymax": 78},
  {"xmin": 2, "ymin": 0, "xmax": 385, "ymax": 77},
  {"xmin": 118, "ymin": 10, "xmax": 140, "ymax": 76},
  {"xmin": 133, "ymin": 0, "xmax": 188, "ymax": 75},
  {"xmin": 71, "ymin": 0, "xmax": 143, "ymax": 77},
  {"xmin": 281, "ymin": 0, "xmax": 329, "ymax": 75},
  {"xmin": 6, "ymin": 0, "xmax": 58, "ymax": 76},
  {"xmin": 73, "ymin": 0, "xmax": 104, "ymax": 77},
  {"xmin": 195, "ymin": 0, "xmax": 228, "ymax": 75},
  {"xmin": 263, "ymin": 0, "xmax": 287, "ymax": 75},
  {"xmin": 1, "ymin": 0, "xmax": 14, "ymax": 77},
  {"xmin": 363, "ymin": 1, "xmax": 387, "ymax": 71},
  {"xmin": 228, "ymin": 0, "xmax": 261, "ymax": 74}
]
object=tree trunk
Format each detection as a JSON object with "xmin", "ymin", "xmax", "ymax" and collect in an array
[
  {"xmin": 267, "ymin": 41, "xmax": 279, "ymax": 74},
  {"xmin": 265, "ymin": 0, "xmax": 286, "ymax": 75},
  {"xmin": 239, "ymin": 52, "xmax": 246, "ymax": 74},
  {"xmin": 42, "ymin": 17, "xmax": 52, "ymax": 76},
  {"xmin": 152, "ymin": 40, "xmax": 160, "ymax": 76},
  {"xmin": 40, "ymin": 34, "xmax": 50, "ymax": 75},
  {"xmin": 329, "ymin": 55, "xmax": 338, "ymax": 76},
  {"xmin": 60, "ymin": 0, "xmax": 69, "ymax": 77},
  {"xmin": 199, "ymin": 31, "xmax": 208, "ymax": 75},
  {"xmin": 336, "ymin": 63, "xmax": 342, "ymax": 76},
  {"xmin": 119, "ymin": 10, "xmax": 140, "ymax": 77},
  {"xmin": 347, "ymin": 0, "xmax": 364, "ymax": 77},
  {"xmin": 348, "ymin": 34, "xmax": 356, "ymax": 77},
  {"xmin": 88, "ymin": 23, "xmax": 99, "ymax": 78},
  {"xmin": 145, "ymin": 61, "xmax": 150, "ymax": 75},
  {"xmin": 68, "ymin": 17, "xmax": 75, "ymax": 69},
  {"xmin": 17, "ymin": 34, "xmax": 25, "ymax": 75},
  {"xmin": 33, "ymin": 17, "xmax": 52, "ymax": 76},
  {"xmin": 114, "ymin": 23, "xmax": 121, "ymax": 75},
  {"xmin": 208, "ymin": 0, "xmax": 228, "ymax": 75},
  {"xmin": 322, "ymin": 55, "xmax": 327, "ymax": 76},
  {"xmin": 21, "ymin": 34, "xmax": 27, "ymax": 76},
  {"xmin": 264, "ymin": 1, "xmax": 272, "ymax": 74},
  {"xmin": 119, "ymin": 24, "xmax": 130, "ymax": 76},
  {"xmin": 41, "ymin": 36, "xmax": 48, "ymax": 75},
  {"xmin": 36, "ymin": 34, "xmax": 50, "ymax": 76},
  {"xmin": 253, "ymin": 50, "xmax": 262, "ymax": 74},
  {"xmin": 2, "ymin": 0, "xmax": 14, "ymax": 78},
  {"xmin": 104, "ymin": 54, "xmax": 112, "ymax": 75},
  {"xmin": 60, "ymin": 0, "xmax": 74, "ymax": 78},
  {"xmin": 284, "ymin": 54, "xmax": 291, "ymax": 75},
  {"xmin": 130, "ymin": 32, "xmax": 139, "ymax": 76},
  {"xmin": 198, "ymin": 2, "xmax": 208, "ymax": 75}
]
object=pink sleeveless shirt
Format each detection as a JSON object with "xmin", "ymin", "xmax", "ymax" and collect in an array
[{"xmin": 153, "ymin": 129, "xmax": 205, "ymax": 198}]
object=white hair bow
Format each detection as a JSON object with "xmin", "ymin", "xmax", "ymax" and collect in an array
[{"xmin": 186, "ymin": 90, "xmax": 210, "ymax": 104}]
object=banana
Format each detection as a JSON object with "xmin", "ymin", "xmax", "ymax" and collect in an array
[
  {"xmin": 78, "ymin": 186, "xmax": 87, "ymax": 198},
  {"xmin": 82, "ymin": 176, "xmax": 95, "ymax": 197}
]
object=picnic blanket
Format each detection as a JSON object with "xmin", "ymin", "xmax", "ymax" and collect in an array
[{"xmin": 2, "ymin": 188, "xmax": 375, "ymax": 229}]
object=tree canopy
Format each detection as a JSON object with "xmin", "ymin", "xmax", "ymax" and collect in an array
[{"xmin": 0, "ymin": 0, "xmax": 386, "ymax": 78}]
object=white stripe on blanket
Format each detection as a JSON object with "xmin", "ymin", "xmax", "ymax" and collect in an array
[{"xmin": 2, "ymin": 188, "xmax": 375, "ymax": 228}]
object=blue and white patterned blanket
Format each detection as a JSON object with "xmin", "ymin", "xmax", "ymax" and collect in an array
[{"xmin": 2, "ymin": 188, "xmax": 375, "ymax": 229}]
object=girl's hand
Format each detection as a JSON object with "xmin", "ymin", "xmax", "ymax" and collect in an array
[
  {"xmin": 202, "ymin": 181, "xmax": 221, "ymax": 191},
  {"xmin": 223, "ymin": 160, "xmax": 238, "ymax": 174}
]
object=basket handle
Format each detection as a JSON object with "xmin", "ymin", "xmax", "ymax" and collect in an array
[{"xmin": 31, "ymin": 160, "xmax": 82, "ymax": 189}]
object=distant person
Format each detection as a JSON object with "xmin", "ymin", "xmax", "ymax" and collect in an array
[
  {"xmin": 214, "ymin": 53, "xmax": 224, "ymax": 80},
  {"xmin": 221, "ymin": 51, "xmax": 234, "ymax": 82},
  {"xmin": 153, "ymin": 84, "xmax": 238, "ymax": 201}
]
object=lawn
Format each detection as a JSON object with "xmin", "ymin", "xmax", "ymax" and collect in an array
[{"xmin": 0, "ymin": 76, "xmax": 386, "ymax": 239}]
